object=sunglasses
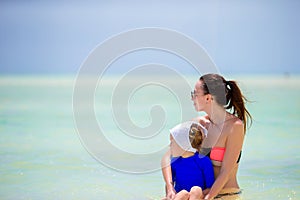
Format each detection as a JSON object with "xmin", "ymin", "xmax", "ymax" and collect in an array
[
  {"xmin": 191, "ymin": 90, "xmax": 199, "ymax": 99},
  {"xmin": 191, "ymin": 90, "xmax": 205, "ymax": 99}
]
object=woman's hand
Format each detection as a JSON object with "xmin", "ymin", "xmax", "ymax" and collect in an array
[
  {"xmin": 202, "ymin": 188, "xmax": 210, "ymax": 196},
  {"xmin": 203, "ymin": 194, "xmax": 213, "ymax": 200}
]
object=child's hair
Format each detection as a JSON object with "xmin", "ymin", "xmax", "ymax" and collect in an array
[{"xmin": 189, "ymin": 123, "xmax": 205, "ymax": 152}]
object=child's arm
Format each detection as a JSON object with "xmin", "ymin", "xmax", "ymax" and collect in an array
[{"xmin": 161, "ymin": 149, "xmax": 176, "ymax": 199}]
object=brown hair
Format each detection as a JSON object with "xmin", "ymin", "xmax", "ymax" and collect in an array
[
  {"xmin": 199, "ymin": 74, "xmax": 252, "ymax": 133},
  {"xmin": 189, "ymin": 123, "xmax": 205, "ymax": 151}
]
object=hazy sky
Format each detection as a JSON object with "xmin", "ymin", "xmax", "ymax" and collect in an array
[{"xmin": 0, "ymin": 1, "xmax": 299, "ymax": 74}]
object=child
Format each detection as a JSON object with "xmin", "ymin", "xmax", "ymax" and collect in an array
[{"xmin": 162, "ymin": 121, "xmax": 215, "ymax": 200}]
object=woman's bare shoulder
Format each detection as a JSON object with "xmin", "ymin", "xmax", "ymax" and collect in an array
[
  {"xmin": 227, "ymin": 115, "xmax": 243, "ymax": 126},
  {"xmin": 231, "ymin": 117, "xmax": 244, "ymax": 129},
  {"xmin": 227, "ymin": 118, "xmax": 244, "ymax": 137}
]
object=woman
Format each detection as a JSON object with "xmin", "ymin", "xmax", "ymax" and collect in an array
[{"xmin": 161, "ymin": 73, "xmax": 252, "ymax": 200}]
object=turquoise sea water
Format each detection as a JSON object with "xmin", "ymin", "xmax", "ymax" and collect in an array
[{"xmin": 0, "ymin": 74, "xmax": 299, "ymax": 199}]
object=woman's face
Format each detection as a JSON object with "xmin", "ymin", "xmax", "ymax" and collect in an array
[{"xmin": 191, "ymin": 80, "xmax": 207, "ymax": 112}]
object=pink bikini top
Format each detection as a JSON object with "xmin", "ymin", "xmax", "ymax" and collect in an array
[
  {"xmin": 210, "ymin": 147, "xmax": 241, "ymax": 163},
  {"xmin": 210, "ymin": 147, "xmax": 226, "ymax": 162}
]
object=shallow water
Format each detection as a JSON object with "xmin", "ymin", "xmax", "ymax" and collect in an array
[{"xmin": 0, "ymin": 74, "xmax": 299, "ymax": 199}]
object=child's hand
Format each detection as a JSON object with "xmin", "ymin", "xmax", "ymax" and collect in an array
[
  {"xmin": 165, "ymin": 187, "xmax": 176, "ymax": 200},
  {"xmin": 201, "ymin": 118, "xmax": 211, "ymax": 130},
  {"xmin": 195, "ymin": 116, "xmax": 210, "ymax": 130}
]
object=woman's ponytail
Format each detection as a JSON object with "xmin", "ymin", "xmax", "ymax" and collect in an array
[{"xmin": 226, "ymin": 80, "xmax": 252, "ymax": 133}]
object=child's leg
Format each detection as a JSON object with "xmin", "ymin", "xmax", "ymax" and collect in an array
[
  {"xmin": 189, "ymin": 186, "xmax": 203, "ymax": 200},
  {"xmin": 174, "ymin": 190, "xmax": 189, "ymax": 200}
]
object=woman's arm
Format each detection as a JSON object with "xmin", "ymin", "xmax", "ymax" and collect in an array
[
  {"xmin": 204, "ymin": 122, "xmax": 244, "ymax": 200},
  {"xmin": 161, "ymin": 149, "xmax": 176, "ymax": 199}
]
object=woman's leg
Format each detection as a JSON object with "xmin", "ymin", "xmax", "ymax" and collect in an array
[
  {"xmin": 189, "ymin": 186, "xmax": 203, "ymax": 200},
  {"xmin": 174, "ymin": 190, "xmax": 189, "ymax": 200}
]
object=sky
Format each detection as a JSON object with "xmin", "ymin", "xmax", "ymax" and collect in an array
[{"xmin": 0, "ymin": 0, "xmax": 299, "ymax": 75}]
